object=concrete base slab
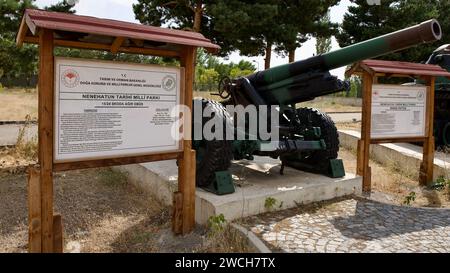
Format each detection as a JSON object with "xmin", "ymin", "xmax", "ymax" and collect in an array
[{"xmin": 116, "ymin": 157, "xmax": 362, "ymax": 225}]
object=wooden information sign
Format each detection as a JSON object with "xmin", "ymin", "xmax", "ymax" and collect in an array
[{"xmin": 16, "ymin": 9, "xmax": 220, "ymax": 253}]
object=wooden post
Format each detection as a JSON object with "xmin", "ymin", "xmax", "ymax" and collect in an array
[
  {"xmin": 356, "ymin": 140, "xmax": 364, "ymax": 176},
  {"xmin": 360, "ymin": 73, "xmax": 374, "ymax": 192},
  {"xmin": 53, "ymin": 214, "xmax": 63, "ymax": 253},
  {"xmin": 420, "ymin": 78, "xmax": 435, "ymax": 186},
  {"xmin": 177, "ymin": 46, "xmax": 197, "ymax": 234},
  {"xmin": 28, "ymin": 167, "xmax": 41, "ymax": 253},
  {"xmin": 38, "ymin": 29, "xmax": 55, "ymax": 252},
  {"xmin": 172, "ymin": 192, "xmax": 183, "ymax": 234}
]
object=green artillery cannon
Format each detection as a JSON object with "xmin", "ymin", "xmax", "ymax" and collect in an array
[{"xmin": 193, "ymin": 20, "xmax": 442, "ymax": 194}]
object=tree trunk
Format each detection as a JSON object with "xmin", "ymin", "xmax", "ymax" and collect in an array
[
  {"xmin": 265, "ymin": 42, "xmax": 272, "ymax": 69},
  {"xmin": 193, "ymin": 0, "xmax": 202, "ymax": 32},
  {"xmin": 288, "ymin": 49, "xmax": 296, "ymax": 63}
]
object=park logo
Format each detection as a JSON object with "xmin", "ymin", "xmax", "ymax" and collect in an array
[
  {"xmin": 162, "ymin": 75, "xmax": 176, "ymax": 91},
  {"xmin": 417, "ymin": 90, "xmax": 425, "ymax": 101},
  {"xmin": 61, "ymin": 69, "xmax": 80, "ymax": 88}
]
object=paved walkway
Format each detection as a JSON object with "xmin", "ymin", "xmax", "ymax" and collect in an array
[
  {"xmin": 328, "ymin": 112, "xmax": 361, "ymax": 123},
  {"xmin": 0, "ymin": 124, "xmax": 37, "ymax": 146},
  {"xmin": 244, "ymin": 198, "xmax": 450, "ymax": 253}
]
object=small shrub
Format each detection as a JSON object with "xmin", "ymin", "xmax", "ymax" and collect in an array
[
  {"xmin": 207, "ymin": 214, "xmax": 226, "ymax": 235},
  {"xmin": 403, "ymin": 192, "xmax": 416, "ymax": 206},
  {"xmin": 14, "ymin": 115, "xmax": 38, "ymax": 160},
  {"xmin": 430, "ymin": 176, "xmax": 450, "ymax": 191},
  {"xmin": 264, "ymin": 197, "xmax": 277, "ymax": 211}
]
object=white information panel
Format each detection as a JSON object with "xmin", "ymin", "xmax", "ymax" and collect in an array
[
  {"xmin": 371, "ymin": 84, "xmax": 427, "ymax": 139},
  {"xmin": 54, "ymin": 57, "xmax": 181, "ymax": 162}
]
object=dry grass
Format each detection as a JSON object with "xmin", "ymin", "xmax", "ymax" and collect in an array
[
  {"xmin": 0, "ymin": 167, "xmax": 169, "ymax": 253},
  {"xmin": 196, "ymin": 225, "xmax": 251, "ymax": 253},
  {"xmin": 0, "ymin": 164, "xmax": 251, "ymax": 253},
  {"xmin": 339, "ymin": 147, "xmax": 450, "ymax": 208},
  {"xmin": 0, "ymin": 117, "xmax": 38, "ymax": 171},
  {"xmin": 13, "ymin": 115, "xmax": 38, "ymax": 160},
  {"xmin": 299, "ymin": 98, "xmax": 361, "ymax": 113},
  {"xmin": 0, "ymin": 88, "xmax": 38, "ymax": 121}
]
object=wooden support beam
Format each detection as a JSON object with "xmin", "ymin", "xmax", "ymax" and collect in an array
[
  {"xmin": 111, "ymin": 37, "xmax": 125, "ymax": 54},
  {"xmin": 38, "ymin": 29, "xmax": 55, "ymax": 253},
  {"xmin": 28, "ymin": 166, "xmax": 41, "ymax": 253},
  {"xmin": 420, "ymin": 79, "xmax": 436, "ymax": 186},
  {"xmin": 53, "ymin": 214, "xmax": 63, "ymax": 253},
  {"xmin": 23, "ymin": 36, "xmax": 180, "ymax": 57},
  {"xmin": 360, "ymin": 73, "xmax": 373, "ymax": 193},
  {"xmin": 53, "ymin": 152, "xmax": 181, "ymax": 172},
  {"xmin": 131, "ymin": 39, "xmax": 144, "ymax": 47},
  {"xmin": 178, "ymin": 46, "xmax": 197, "ymax": 235},
  {"xmin": 356, "ymin": 140, "xmax": 364, "ymax": 176},
  {"xmin": 16, "ymin": 16, "xmax": 27, "ymax": 47},
  {"xmin": 172, "ymin": 192, "xmax": 183, "ymax": 235}
]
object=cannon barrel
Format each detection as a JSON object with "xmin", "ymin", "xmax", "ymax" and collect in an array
[{"xmin": 247, "ymin": 19, "xmax": 442, "ymax": 87}]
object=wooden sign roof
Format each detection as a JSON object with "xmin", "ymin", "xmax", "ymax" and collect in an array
[
  {"xmin": 16, "ymin": 9, "xmax": 220, "ymax": 57},
  {"xmin": 347, "ymin": 59, "xmax": 450, "ymax": 78}
]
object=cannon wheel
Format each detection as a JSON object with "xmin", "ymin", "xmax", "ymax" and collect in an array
[
  {"xmin": 282, "ymin": 107, "xmax": 339, "ymax": 167},
  {"xmin": 192, "ymin": 99, "xmax": 233, "ymax": 187}
]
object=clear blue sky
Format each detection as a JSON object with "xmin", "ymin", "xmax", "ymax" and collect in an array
[{"xmin": 35, "ymin": 0, "xmax": 353, "ymax": 78}]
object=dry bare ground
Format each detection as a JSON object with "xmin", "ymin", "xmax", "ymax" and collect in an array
[
  {"xmin": 0, "ymin": 167, "xmax": 249, "ymax": 253},
  {"xmin": 340, "ymin": 147, "xmax": 450, "ymax": 208}
]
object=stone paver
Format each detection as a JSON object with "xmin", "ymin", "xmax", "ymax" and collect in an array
[{"xmin": 244, "ymin": 198, "xmax": 450, "ymax": 253}]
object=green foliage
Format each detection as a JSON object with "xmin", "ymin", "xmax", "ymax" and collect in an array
[
  {"xmin": 0, "ymin": 0, "xmax": 38, "ymax": 82},
  {"xmin": 194, "ymin": 49, "xmax": 255, "ymax": 91},
  {"xmin": 403, "ymin": 192, "xmax": 417, "ymax": 206},
  {"xmin": 274, "ymin": 0, "xmax": 339, "ymax": 59},
  {"xmin": 230, "ymin": 67, "xmax": 253, "ymax": 79},
  {"xmin": 264, "ymin": 197, "xmax": 277, "ymax": 211},
  {"xmin": 337, "ymin": 0, "xmax": 450, "ymax": 63},
  {"xmin": 431, "ymin": 176, "xmax": 450, "ymax": 191},
  {"xmin": 207, "ymin": 214, "xmax": 227, "ymax": 235},
  {"xmin": 334, "ymin": 76, "xmax": 362, "ymax": 98},
  {"xmin": 44, "ymin": 0, "xmax": 76, "ymax": 13},
  {"xmin": 133, "ymin": 1, "xmax": 340, "ymax": 64},
  {"xmin": 315, "ymin": 13, "xmax": 333, "ymax": 55},
  {"xmin": 350, "ymin": 76, "xmax": 362, "ymax": 98},
  {"xmin": 54, "ymin": 47, "xmax": 175, "ymax": 65},
  {"xmin": 0, "ymin": 0, "xmax": 76, "ymax": 86}
]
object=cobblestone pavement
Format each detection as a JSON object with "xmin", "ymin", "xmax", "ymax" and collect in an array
[{"xmin": 244, "ymin": 198, "xmax": 450, "ymax": 253}]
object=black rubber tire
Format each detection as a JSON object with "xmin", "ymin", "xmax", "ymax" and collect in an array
[
  {"xmin": 193, "ymin": 99, "xmax": 233, "ymax": 187},
  {"xmin": 283, "ymin": 107, "xmax": 339, "ymax": 166}
]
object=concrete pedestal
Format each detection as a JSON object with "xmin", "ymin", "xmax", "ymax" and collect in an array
[{"xmin": 115, "ymin": 157, "xmax": 362, "ymax": 224}]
